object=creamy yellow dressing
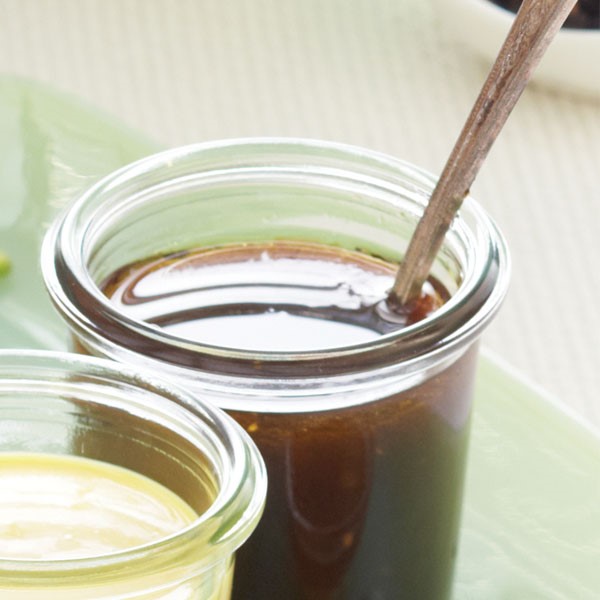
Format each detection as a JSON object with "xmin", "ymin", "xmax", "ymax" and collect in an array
[{"xmin": 0, "ymin": 452, "xmax": 197, "ymax": 560}]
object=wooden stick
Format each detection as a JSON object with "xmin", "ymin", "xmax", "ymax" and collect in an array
[{"xmin": 389, "ymin": 0, "xmax": 577, "ymax": 308}]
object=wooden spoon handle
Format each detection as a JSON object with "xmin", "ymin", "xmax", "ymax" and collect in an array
[{"xmin": 389, "ymin": 0, "xmax": 577, "ymax": 307}]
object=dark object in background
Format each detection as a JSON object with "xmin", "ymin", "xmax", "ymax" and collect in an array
[{"xmin": 490, "ymin": 0, "xmax": 599, "ymax": 29}]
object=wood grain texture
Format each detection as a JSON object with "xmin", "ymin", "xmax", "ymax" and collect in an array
[{"xmin": 391, "ymin": 0, "xmax": 578, "ymax": 305}]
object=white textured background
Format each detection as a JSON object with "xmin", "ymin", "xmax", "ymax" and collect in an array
[{"xmin": 0, "ymin": 0, "xmax": 598, "ymax": 423}]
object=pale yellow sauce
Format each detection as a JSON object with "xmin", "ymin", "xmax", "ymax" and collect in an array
[{"xmin": 0, "ymin": 452, "xmax": 197, "ymax": 560}]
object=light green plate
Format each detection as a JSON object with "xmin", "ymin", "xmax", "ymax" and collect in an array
[
  {"xmin": 458, "ymin": 355, "xmax": 599, "ymax": 599},
  {"xmin": 0, "ymin": 76, "xmax": 158, "ymax": 349},
  {"xmin": 0, "ymin": 78, "xmax": 598, "ymax": 599}
]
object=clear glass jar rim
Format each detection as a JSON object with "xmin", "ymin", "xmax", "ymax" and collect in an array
[
  {"xmin": 43, "ymin": 137, "xmax": 510, "ymax": 378},
  {"xmin": 0, "ymin": 349, "xmax": 267, "ymax": 577}
]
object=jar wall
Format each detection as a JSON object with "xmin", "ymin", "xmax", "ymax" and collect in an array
[{"xmin": 43, "ymin": 139, "xmax": 509, "ymax": 599}]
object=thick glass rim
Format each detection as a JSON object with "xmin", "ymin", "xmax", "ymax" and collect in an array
[
  {"xmin": 42, "ymin": 137, "xmax": 510, "ymax": 379},
  {"xmin": 0, "ymin": 349, "xmax": 267, "ymax": 581}
]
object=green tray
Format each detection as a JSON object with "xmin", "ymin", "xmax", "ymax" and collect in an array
[{"xmin": 0, "ymin": 77, "xmax": 598, "ymax": 599}]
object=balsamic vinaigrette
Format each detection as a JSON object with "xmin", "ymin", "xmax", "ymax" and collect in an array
[
  {"xmin": 101, "ymin": 241, "xmax": 474, "ymax": 600},
  {"xmin": 101, "ymin": 241, "xmax": 448, "ymax": 350}
]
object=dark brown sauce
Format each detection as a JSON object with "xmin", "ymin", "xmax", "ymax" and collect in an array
[
  {"xmin": 101, "ymin": 241, "xmax": 448, "ymax": 352},
  {"xmin": 100, "ymin": 241, "xmax": 473, "ymax": 600},
  {"xmin": 228, "ymin": 349, "xmax": 475, "ymax": 600}
]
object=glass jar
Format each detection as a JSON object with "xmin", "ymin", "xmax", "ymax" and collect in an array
[
  {"xmin": 43, "ymin": 138, "xmax": 509, "ymax": 599},
  {"xmin": 0, "ymin": 350, "xmax": 266, "ymax": 600}
]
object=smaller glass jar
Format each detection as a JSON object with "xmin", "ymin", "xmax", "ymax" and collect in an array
[{"xmin": 0, "ymin": 350, "xmax": 266, "ymax": 600}]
